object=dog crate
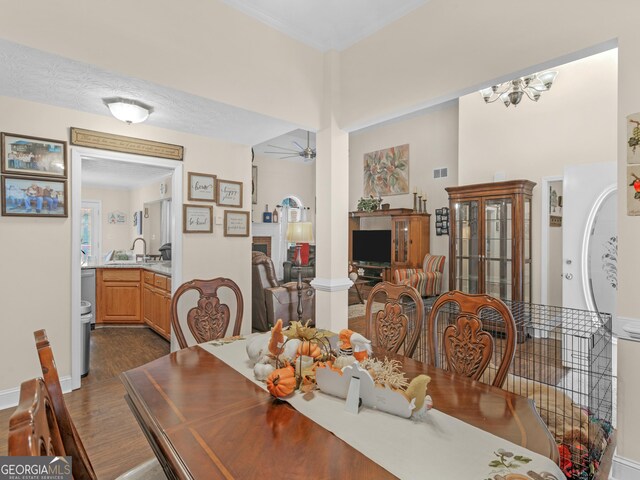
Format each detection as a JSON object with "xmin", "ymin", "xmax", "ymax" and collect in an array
[{"xmin": 413, "ymin": 299, "xmax": 614, "ymax": 480}]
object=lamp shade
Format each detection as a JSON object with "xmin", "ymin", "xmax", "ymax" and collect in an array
[
  {"xmin": 287, "ymin": 222, "xmax": 314, "ymax": 243},
  {"xmin": 104, "ymin": 98, "xmax": 153, "ymax": 124}
]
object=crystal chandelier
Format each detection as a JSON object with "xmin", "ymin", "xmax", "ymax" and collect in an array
[{"xmin": 480, "ymin": 71, "xmax": 558, "ymax": 107}]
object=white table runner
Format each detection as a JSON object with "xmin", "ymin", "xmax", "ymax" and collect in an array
[{"xmin": 199, "ymin": 338, "xmax": 565, "ymax": 480}]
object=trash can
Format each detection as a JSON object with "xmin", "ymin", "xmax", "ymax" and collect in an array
[{"xmin": 81, "ymin": 312, "xmax": 92, "ymax": 377}]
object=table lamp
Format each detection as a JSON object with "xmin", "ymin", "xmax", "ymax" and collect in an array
[{"xmin": 286, "ymin": 222, "xmax": 314, "ymax": 322}]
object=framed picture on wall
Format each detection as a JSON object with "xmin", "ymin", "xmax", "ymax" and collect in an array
[
  {"xmin": 188, "ymin": 172, "xmax": 216, "ymax": 202},
  {"xmin": 252, "ymin": 165, "xmax": 258, "ymax": 204},
  {"xmin": 216, "ymin": 179, "xmax": 243, "ymax": 208},
  {"xmin": 224, "ymin": 210, "xmax": 250, "ymax": 237},
  {"xmin": 2, "ymin": 175, "xmax": 68, "ymax": 217},
  {"xmin": 1, "ymin": 132, "xmax": 67, "ymax": 178},
  {"xmin": 183, "ymin": 204, "xmax": 213, "ymax": 233}
]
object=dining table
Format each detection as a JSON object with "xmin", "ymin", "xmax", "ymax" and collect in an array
[{"xmin": 120, "ymin": 337, "xmax": 562, "ymax": 480}]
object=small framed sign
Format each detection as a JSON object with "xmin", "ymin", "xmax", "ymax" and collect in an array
[
  {"xmin": 188, "ymin": 172, "xmax": 216, "ymax": 202},
  {"xmin": 183, "ymin": 204, "xmax": 213, "ymax": 233},
  {"xmin": 216, "ymin": 179, "xmax": 243, "ymax": 208},
  {"xmin": 224, "ymin": 210, "xmax": 250, "ymax": 237}
]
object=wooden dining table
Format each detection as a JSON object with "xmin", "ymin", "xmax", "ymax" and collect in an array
[{"xmin": 120, "ymin": 344, "xmax": 559, "ymax": 480}]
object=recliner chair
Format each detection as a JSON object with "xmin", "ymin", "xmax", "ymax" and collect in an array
[{"xmin": 252, "ymin": 251, "xmax": 315, "ymax": 331}]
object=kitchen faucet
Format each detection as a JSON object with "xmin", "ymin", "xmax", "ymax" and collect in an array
[{"xmin": 131, "ymin": 237, "xmax": 147, "ymax": 263}]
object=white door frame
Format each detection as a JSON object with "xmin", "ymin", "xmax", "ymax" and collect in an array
[
  {"xmin": 540, "ymin": 175, "xmax": 563, "ymax": 306},
  {"xmin": 81, "ymin": 199, "xmax": 102, "ymax": 263},
  {"xmin": 70, "ymin": 147, "xmax": 183, "ymax": 389}
]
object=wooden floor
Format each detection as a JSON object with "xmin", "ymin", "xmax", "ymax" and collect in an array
[{"xmin": 0, "ymin": 327, "xmax": 169, "ymax": 479}]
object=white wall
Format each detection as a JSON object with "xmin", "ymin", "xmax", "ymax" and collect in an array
[
  {"xmin": 0, "ymin": 95, "xmax": 251, "ymax": 398},
  {"xmin": 130, "ymin": 177, "xmax": 172, "ymax": 255},
  {"xmin": 251, "ymin": 154, "xmax": 316, "ymax": 226},
  {"xmin": 81, "ymin": 186, "xmax": 132, "ymax": 256},
  {"xmin": 458, "ymin": 50, "xmax": 617, "ymax": 304},
  {"xmin": 349, "ymin": 101, "xmax": 459, "ymax": 285}
]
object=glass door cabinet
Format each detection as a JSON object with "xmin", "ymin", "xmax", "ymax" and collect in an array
[{"xmin": 446, "ymin": 180, "xmax": 535, "ymax": 302}]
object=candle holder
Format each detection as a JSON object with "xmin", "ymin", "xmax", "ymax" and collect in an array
[
  {"xmin": 422, "ymin": 199, "xmax": 427, "ymax": 213},
  {"xmin": 417, "ymin": 195, "xmax": 423, "ymax": 213},
  {"xmin": 413, "ymin": 192, "xmax": 418, "ymax": 212}
]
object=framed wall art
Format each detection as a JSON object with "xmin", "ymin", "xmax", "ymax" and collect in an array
[
  {"xmin": 183, "ymin": 204, "xmax": 213, "ymax": 233},
  {"xmin": 363, "ymin": 144, "xmax": 409, "ymax": 196},
  {"xmin": 252, "ymin": 165, "xmax": 258, "ymax": 204},
  {"xmin": 2, "ymin": 175, "xmax": 68, "ymax": 217},
  {"xmin": 224, "ymin": 210, "xmax": 250, "ymax": 237},
  {"xmin": 1, "ymin": 132, "xmax": 67, "ymax": 178},
  {"xmin": 217, "ymin": 179, "xmax": 243, "ymax": 208},
  {"xmin": 188, "ymin": 172, "xmax": 216, "ymax": 202}
]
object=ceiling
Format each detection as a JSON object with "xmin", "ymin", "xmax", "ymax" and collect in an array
[
  {"xmin": 0, "ymin": 38, "xmax": 298, "ymax": 147},
  {"xmin": 222, "ymin": 0, "xmax": 430, "ymax": 52},
  {"xmin": 82, "ymin": 158, "xmax": 173, "ymax": 189}
]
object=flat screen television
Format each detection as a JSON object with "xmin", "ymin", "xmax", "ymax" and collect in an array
[{"xmin": 352, "ymin": 230, "xmax": 391, "ymax": 264}]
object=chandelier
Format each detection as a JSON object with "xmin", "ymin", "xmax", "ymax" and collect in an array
[{"xmin": 480, "ymin": 70, "xmax": 558, "ymax": 107}]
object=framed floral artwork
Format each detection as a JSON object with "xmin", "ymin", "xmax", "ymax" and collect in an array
[{"xmin": 363, "ymin": 144, "xmax": 409, "ymax": 196}]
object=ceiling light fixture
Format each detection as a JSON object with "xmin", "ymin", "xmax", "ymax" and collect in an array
[
  {"xmin": 479, "ymin": 70, "xmax": 558, "ymax": 107},
  {"xmin": 103, "ymin": 97, "xmax": 153, "ymax": 124}
]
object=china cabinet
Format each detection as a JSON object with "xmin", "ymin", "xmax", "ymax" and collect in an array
[{"xmin": 446, "ymin": 180, "xmax": 535, "ymax": 302}]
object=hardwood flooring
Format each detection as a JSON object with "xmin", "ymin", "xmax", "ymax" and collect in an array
[{"xmin": 0, "ymin": 327, "xmax": 169, "ymax": 479}]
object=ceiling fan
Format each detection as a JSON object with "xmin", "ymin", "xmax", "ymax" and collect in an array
[{"xmin": 265, "ymin": 131, "xmax": 316, "ymax": 161}]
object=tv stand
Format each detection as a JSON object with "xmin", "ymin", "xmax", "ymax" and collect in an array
[{"xmin": 349, "ymin": 208, "xmax": 431, "ymax": 281}]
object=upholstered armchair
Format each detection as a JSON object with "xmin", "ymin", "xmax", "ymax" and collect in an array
[
  {"xmin": 252, "ymin": 251, "xmax": 315, "ymax": 331},
  {"xmin": 283, "ymin": 244, "xmax": 316, "ymax": 283},
  {"xmin": 393, "ymin": 254, "xmax": 446, "ymax": 298}
]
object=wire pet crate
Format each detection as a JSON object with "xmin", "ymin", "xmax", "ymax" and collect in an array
[{"xmin": 416, "ymin": 299, "xmax": 614, "ymax": 480}]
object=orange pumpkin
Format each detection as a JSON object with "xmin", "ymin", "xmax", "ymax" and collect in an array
[
  {"xmin": 266, "ymin": 365, "xmax": 296, "ymax": 398},
  {"xmin": 297, "ymin": 340, "xmax": 322, "ymax": 359}
]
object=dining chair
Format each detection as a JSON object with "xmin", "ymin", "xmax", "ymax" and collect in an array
[
  {"xmin": 171, "ymin": 277, "xmax": 244, "ymax": 348},
  {"xmin": 9, "ymin": 378, "xmax": 65, "ymax": 458},
  {"xmin": 28, "ymin": 330, "xmax": 165, "ymax": 480},
  {"xmin": 426, "ymin": 290, "xmax": 517, "ymax": 388},
  {"xmin": 365, "ymin": 281, "xmax": 424, "ymax": 357}
]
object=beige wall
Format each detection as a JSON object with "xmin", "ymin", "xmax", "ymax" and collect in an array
[
  {"xmin": 458, "ymin": 50, "xmax": 617, "ymax": 304},
  {"xmin": 547, "ymin": 181, "xmax": 563, "ymax": 308},
  {"xmin": 0, "ymin": 95, "xmax": 251, "ymax": 397},
  {"xmin": 251, "ymin": 154, "xmax": 316, "ymax": 226},
  {"xmin": 130, "ymin": 177, "xmax": 172, "ymax": 256},
  {"xmin": 81, "ymin": 186, "xmax": 132, "ymax": 256},
  {"xmin": 349, "ymin": 102, "xmax": 459, "ymax": 285},
  {"xmin": 0, "ymin": 0, "xmax": 323, "ymax": 129}
]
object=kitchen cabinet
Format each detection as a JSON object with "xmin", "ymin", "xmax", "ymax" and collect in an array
[
  {"xmin": 96, "ymin": 269, "xmax": 142, "ymax": 324},
  {"xmin": 446, "ymin": 180, "xmax": 535, "ymax": 303},
  {"xmin": 143, "ymin": 271, "xmax": 171, "ymax": 340}
]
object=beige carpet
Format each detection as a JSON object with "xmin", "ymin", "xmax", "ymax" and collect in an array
[{"xmin": 348, "ymin": 301, "xmax": 384, "ymax": 319}]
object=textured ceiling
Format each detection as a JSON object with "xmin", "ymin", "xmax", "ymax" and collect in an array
[
  {"xmin": 222, "ymin": 0, "xmax": 430, "ymax": 51},
  {"xmin": 82, "ymin": 158, "xmax": 173, "ymax": 189},
  {"xmin": 0, "ymin": 38, "xmax": 298, "ymax": 146}
]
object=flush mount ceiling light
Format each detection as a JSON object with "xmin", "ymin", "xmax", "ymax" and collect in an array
[
  {"xmin": 103, "ymin": 97, "xmax": 153, "ymax": 124},
  {"xmin": 479, "ymin": 70, "xmax": 558, "ymax": 107}
]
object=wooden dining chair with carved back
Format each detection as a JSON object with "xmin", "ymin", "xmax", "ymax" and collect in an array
[
  {"xmin": 9, "ymin": 378, "xmax": 67, "ymax": 458},
  {"xmin": 28, "ymin": 330, "xmax": 165, "ymax": 480},
  {"xmin": 426, "ymin": 290, "xmax": 517, "ymax": 388},
  {"xmin": 365, "ymin": 281, "xmax": 424, "ymax": 357},
  {"xmin": 171, "ymin": 277, "xmax": 244, "ymax": 349}
]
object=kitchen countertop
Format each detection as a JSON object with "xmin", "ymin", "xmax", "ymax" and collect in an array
[{"xmin": 82, "ymin": 261, "xmax": 172, "ymax": 276}]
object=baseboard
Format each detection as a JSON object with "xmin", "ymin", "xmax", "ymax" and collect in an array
[
  {"xmin": 0, "ymin": 375, "xmax": 72, "ymax": 411},
  {"xmin": 612, "ymin": 454, "xmax": 640, "ymax": 480}
]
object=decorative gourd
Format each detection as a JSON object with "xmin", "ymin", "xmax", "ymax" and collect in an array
[
  {"xmin": 266, "ymin": 365, "xmax": 296, "ymax": 398},
  {"xmin": 253, "ymin": 359, "xmax": 276, "ymax": 381},
  {"xmin": 268, "ymin": 319, "xmax": 285, "ymax": 357},
  {"xmin": 297, "ymin": 340, "xmax": 322, "ymax": 359}
]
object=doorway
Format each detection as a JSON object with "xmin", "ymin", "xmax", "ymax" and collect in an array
[{"xmin": 70, "ymin": 147, "xmax": 183, "ymax": 390}]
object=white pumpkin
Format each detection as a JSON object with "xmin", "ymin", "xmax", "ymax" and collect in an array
[
  {"xmin": 253, "ymin": 359, "xmax": 276, "ymax": 381},
  {"xmin": 246, "ymin": 334, "xmax": 270, "ymax": 366},
  {"xmin": 279, "ymin": 338, "xmax": 301, "ymax": 363}
]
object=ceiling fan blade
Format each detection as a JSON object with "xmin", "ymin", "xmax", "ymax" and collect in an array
[
  {"xmin": 279, "ymin": 155, "xmax": 301, "ymax": 159},
  {"xmin": 292, "ymin": 141, "xmax": 305, "ymax": 151},
  {"xmin": 264, "ymin": 150, "xmax": 301, "ymax": 155},
  {"xmin": 266, "ymin": 144, "xmax": 300, "ymax": 153}
]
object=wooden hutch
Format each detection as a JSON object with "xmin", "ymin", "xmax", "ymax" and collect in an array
[
  {"xmin": 446, "ymin": 180, "xmax": 535, "ymax": 303},
  {"xmin": 349, "ymin": 208, "xmax": 431, "ymax": 284}
]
